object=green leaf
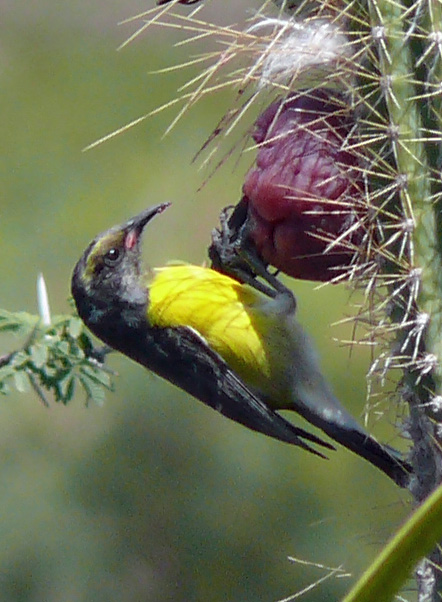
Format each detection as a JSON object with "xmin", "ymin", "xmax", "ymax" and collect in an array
[
  {"xmin": 0, "ymin": 310, "xmax": 39, "ymax": 335},
  {"xmin": 67, "ymin": 317, "xmax": 83, "ymax": 339},
  {"xmin": 0, "ymin": 364, "xmax": 16, "ymax": 381},
  {"xmin": 79, "ymin": 374, "xmax": 106, "ymax": 406},
  {"xmin": 57, "ymin": 374, "xmax": 76, "ymax": 403},
  {"xmin": 55, "ymin": 340, "xmax": 70, "ymax": 357},
  {"xmin": 0, "ymin": 382, "xmax": 10, "ymax": 395},
  {"xmin": 11, "ymin": 351, "xmax": 29, "ymax": 369},
  {"xmin": 64, "ymin": 376, "xmax": 76, "ymax": 402},
  {"xmin": 29, "ymin": 343, "xmax": 49, "ymax": 369},
  {"xmin": 81, "ymin": 364, "xmax": 112, "ymax": 389},
  {"xmin": 13, "ymin": 370, "xmax": 30, "ymax": 393}
]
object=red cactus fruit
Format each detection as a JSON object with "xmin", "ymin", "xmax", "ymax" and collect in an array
[{"xmin": 242, "ymin": 90, "xmax": 366, "ymax": 282}]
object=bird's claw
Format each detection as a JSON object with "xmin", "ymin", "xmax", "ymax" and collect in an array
[
  {"xmin": 209, "ymin": 198, "xmax": 253, "ymax": 280},
  {"xmin": 209, "ymin": 200, "xmax": 296, "ymax": 311}
]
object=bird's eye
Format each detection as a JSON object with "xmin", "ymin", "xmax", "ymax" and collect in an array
[{"xmin": 104, "ymin": 247, "xmax": 121, "ymax": 266}]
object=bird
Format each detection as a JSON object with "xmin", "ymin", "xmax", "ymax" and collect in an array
[{"xmin": 71, "ymin": 203, "xmax": 411, "ymax": 487}]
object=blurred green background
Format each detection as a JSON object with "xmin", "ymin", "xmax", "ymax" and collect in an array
[{"xmin": 1, "ymin": 2, "xmax": 411, "ymax": 601}]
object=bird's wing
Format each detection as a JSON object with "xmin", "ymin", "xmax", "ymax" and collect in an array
[{"xmin": 142, "ymin": 324, "xmax": 334, "ymax": 457}]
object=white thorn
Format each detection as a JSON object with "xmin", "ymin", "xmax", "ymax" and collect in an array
[{"xmin": 37, "ymin": 273, "xmax": 51, "ymax": 326}]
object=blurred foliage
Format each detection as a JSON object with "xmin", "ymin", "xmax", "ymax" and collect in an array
[
  {"xmin": 0, "ymin": 309, "xmax": 113, "ymax": 405},
  {"xmin": 0, "ymin": 2, "xmax": 411, "ymax": 602}
]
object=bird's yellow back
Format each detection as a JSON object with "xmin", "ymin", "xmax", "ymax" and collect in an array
[{"xmin": 147, "ymin": 264, "xmax": 293, "ymax": 399}]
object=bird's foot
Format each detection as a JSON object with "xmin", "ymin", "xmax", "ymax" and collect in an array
[
  {"xmin": 209, "ymin": 198, "xmax": 254, "ymax": 283},
  {"xmin": 209, "ymin": 200, "xmax": 296, "ymax": 312}
]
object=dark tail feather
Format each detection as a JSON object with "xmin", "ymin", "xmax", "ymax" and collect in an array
[
  {"xmin": 292, "ymin": 397, "xmax": 412, "ymax": 488},
  {"xmin": 322, "ymin": 424, "xmax": 411, "ymax": 488}
]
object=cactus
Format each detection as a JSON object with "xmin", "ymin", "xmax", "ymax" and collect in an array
[{"xmin": 115, "ymin": 0, "xmax": 442, "ymax": 597}]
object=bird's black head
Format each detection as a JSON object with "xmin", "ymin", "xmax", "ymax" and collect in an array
[{"xmin": 71, "ymin": 203, "xmax": 170, "ymax": 332}]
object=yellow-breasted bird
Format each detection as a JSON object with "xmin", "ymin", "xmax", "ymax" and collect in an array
[{"xmin": 71, "ymin": 203, "xmax": 411, "ymax": 487}]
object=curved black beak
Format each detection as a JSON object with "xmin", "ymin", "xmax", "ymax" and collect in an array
[{"xmin": 124, "ymin": 202, "xmax": 171, "ymax": 236}]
